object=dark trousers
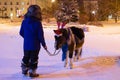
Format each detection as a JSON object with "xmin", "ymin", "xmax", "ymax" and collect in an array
[{"xmin": 22, "ymin": 50, "xmax": 39, "ymax": 70}]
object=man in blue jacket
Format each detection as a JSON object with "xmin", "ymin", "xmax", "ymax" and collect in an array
[{"xmin": 19, "ymin": 5, "xmax": 47, "ymax": 77}]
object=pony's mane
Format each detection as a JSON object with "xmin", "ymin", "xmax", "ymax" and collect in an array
[
  {"xmin": 59, "ymin": 28, "xmax": 69, "ymax": 40},
  {"xmin": 70, "ymin": 27, "xmax": 84, "ymax": 40}
]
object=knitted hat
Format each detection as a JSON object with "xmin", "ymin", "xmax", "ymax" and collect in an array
[{"xmin": 26, "ymin": 5, "xmax": 42, "ymax": 20}]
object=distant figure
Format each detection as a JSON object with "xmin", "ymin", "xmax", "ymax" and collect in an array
[{"xmin": 19, "ymin": 5, "xmax": 47, "ymax": 77}]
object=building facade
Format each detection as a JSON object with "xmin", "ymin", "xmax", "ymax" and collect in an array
[{"xmin": 0, "ymin": 0, "xmax": 37, "ymax": 19}]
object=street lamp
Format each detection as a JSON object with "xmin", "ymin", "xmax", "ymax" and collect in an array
[
  {"xmin": 10, "ymin": 13, "xmax": 13, "ymax": 22},
  {"xmin": 51, "ymin": 0, "xmax": 55, "ymax": 3},
  {"xmin": 91, "ymin": 10, "xmax": 97, "ymax": 22},
  {"xmin": 92, "ymin": 10, "xmax": 96, "ymax": 15}
]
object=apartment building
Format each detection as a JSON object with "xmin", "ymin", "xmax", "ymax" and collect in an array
[{"xmin": 0, "ymin": 0, "xmax": 36, "ymax": 19}]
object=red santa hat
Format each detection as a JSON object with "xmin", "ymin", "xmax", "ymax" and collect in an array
[{"xmin": 53, "ymin": 29, "xmax": 62, "ymax": 35}]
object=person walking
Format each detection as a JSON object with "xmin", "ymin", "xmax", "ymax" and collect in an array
[{"xmin": 19, "ymin": 5, "xmax": 47, "ymax": 77}]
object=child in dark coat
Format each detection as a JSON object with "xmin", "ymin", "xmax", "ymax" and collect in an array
[{"xmin": 19, "ymin": 5, "xmax": 47, "ymax": 77}]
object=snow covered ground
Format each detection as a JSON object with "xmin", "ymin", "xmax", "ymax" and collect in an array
[{"xmin": 0, "ymin": 22, "xmax": 120, "ymax": 80}]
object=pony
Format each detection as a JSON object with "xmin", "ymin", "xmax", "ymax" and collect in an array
[{"xmin": 53, "ymin": 26, "xmax": 85, "ymax": 69}]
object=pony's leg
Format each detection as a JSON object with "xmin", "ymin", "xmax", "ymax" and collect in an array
[
  {"xmin": 69, "ymin": 51, "xmax": 74, "ymax": 69},
  {"xmin": 70, "ymin": 58, "xmax": 73, "ymax": 69},
  {"xmin": 64, "ymin": 51, "xmax": 69, "ymax": 67},
  {"xmin": 74, "ymin": 50, "xmax": 78, "ymax": 62},
  {"xmin": 79, "ymin": 48, "xmax": 82, "ymax": 57},
  {"xmin": 74, "ymin": 48, "xmax": 82, "ymax": 62},
  {"xmin": 76, "ymin": 48, "xmax": 82, "ymax": 61}
]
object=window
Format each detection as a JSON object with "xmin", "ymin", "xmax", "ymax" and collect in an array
[
  {"xmin": 11, "ymin": 8, "xmax": 13, "ymax": 11},
  {"xmin": 5, "ymin": 13, "xmax": 7, "ymax": 16},
  {"xmin": 27, "ymin": 2, "xmax": 29, "ymax": 5},
  {"xmin": 10, "ymin": 2, "xmax": 12, "ymax": 5},
  {"xmin": 16, "ymin": 2, "xmax": 19, "ymax": 5},
  {"xmin": 5, "ymin": 7, "xmax": 7, "ymax": 11},
  {"xmin": 16, "ymin": 7, "xmax": 18, "ymax": 10},
  {"xmin": 2, "ymin": 7, "xmax": 6, "ymax": 11},
  {"xmin": 21, "ymin": 2, "xmax": 24, "ymax": 5},
  {"xmin": 4, "ymin": 2, "xmax": 7, "ymax": 5}
]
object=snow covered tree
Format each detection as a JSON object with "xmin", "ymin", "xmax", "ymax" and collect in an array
[{"xmin": 55, "ymin": 0, "xmax": 79, "ymax": 23}]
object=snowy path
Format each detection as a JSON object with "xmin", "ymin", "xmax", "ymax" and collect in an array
[{"xmin": 0, "ymin": 24, "xmax": 120, "ymax": 80}]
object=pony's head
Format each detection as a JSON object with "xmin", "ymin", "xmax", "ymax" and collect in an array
[{"xmin": 53, "ymin": 29, "xmax": 67, "ymax": 50}]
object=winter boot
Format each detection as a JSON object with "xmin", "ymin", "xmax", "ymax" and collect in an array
[
  {"xmin": 21, "ymin": 63, "xmax": 29, "ymax": 75},
  {"xmin": 29, "ymin": 69, "xmax": 39, "ymax": 77}
]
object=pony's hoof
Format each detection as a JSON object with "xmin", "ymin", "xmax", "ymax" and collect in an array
[
  {"xmin": 70, "ymin": 64, "xmax": 73, "ymax": 69},
  {"xmin": 64, "ymin": 63, "xmax": 68, "ymax": 67},
  {"xmin": 70, "ymin": 67, "xmax": 73, "ymax": 69},
  {"xmin": 73, "ymin": 58, "xmax": 78, "ymax": 62},
  {"xmin": 77, "ymin": 57, "xmax": 80, "ymax": 61},
  {"xmin": 74, "ymin": 57, "xmax": 80, "ymax": 62}
]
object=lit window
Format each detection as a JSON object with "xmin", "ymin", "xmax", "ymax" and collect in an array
[{"xmin": 21, "ymin": 2, "xmax": 24, "ymax": 5}]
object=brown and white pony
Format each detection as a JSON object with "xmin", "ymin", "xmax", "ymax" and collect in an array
[{"xmin": 54, "ymin": 26, "xmax": 85, "ymax": 69}]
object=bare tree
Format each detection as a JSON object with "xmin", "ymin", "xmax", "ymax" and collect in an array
[{"xmin": 98, "ymin": 0, "xmax": 120, "ymax": 23}]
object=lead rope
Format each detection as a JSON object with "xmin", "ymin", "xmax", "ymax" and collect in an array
[{"xmin": 45, "ymin": 49, "xmax": 61, "ymax": 56}]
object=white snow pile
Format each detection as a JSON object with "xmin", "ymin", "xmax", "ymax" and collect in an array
[{"xmin": 0, "ymin": 22, "xmax": 120, "ymax": 80}]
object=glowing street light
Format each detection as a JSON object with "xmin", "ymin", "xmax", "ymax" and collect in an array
[
  {"xmin": 10, "ymin": 13, "xmax": 13, "ymax": 22},
  {"xmin": 92, "ymin": 10, "xmax": 96, "ymax": 15},
  {"xmin": 51, "ymin": 0, "xmax": 55, "ymax": 3}
]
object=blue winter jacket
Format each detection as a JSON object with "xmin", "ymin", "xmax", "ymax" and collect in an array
[{"xmin": 19, "ymin": 17, "xmax": 46, "ymax": 50}]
